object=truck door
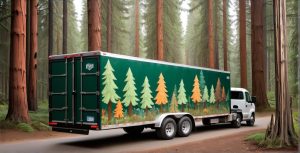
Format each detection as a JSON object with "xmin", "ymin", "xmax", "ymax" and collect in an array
[{"xmin": 244, "ymin": 92, "xmax": 252, "ymax": 119}]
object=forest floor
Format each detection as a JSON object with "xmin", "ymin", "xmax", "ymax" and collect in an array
[
  {"xmin": 0, "ymin": 129, "xmax": 75, "ymax": 144},
  {"xmin": 139, "ymin": 130, "xmax": 298, "ymax": 153}
]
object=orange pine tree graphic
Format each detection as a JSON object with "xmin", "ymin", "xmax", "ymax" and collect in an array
[
  {"xmin": 191, "ymin": 75, "xmax": 202, "ymax": 109},
  {"xmin": 155, "ymin": 73, "xmax": 168, "ymax": 112},
  {"xmin": 114, "ymin": 100, "xmax": 124, "ymax": 119}
]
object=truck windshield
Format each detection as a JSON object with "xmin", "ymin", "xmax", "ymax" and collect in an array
[{"xmin": 231, "ymin": 91, "xmax": 244, "ymax": 100}]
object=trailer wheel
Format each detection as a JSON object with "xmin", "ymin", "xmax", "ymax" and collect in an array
[
  {"xmin": 123, "ymin": 126, "xmax": 144, "ymax": 135},
  {"xmin": 232, "ymin": 114, "xmax": 242, "ymax": 128},
  {"xmin": 246, "ymin": 113, "xmax": 255, "ymax": 126},
  {"xmin": 156, "ymin": 117, "xmax": 177, "ymax": 140},
  {"xmin": 177, "ymin": 116, "xmax": 192, "ymax": 137}
]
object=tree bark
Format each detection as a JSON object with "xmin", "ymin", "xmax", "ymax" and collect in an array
[
  {"xmin": 265, "ymin": 0, "xmax": 298, "ymax": 146},
  {"xmin": 62, "ymin": 0, "xmax": 67, "ymax": 54},
  {"xmin": 88, "ymin": 0, "xmax": 101, "ymax": 51},
  {"xmin": 134, "ymin": 0, "xmax": 139, "ymax": 57},
  {"xmin": 214, "ymin": 4, "xmax": 219, "ymax": 69},
  {"xmin": 240, "ymin": 0, "xmax": 247, "ymax": 89},
  {"xmin": 222, "ymin": 0, "xmax": 228, "ymax": 71},
  {"xmin": 28, "ymin": 0, "xmax": 38, "ymax": 111},
  {"xmin": 157, "ymin": 0, "xmax": 163, "ymax": 60},
  {"xmin": 6, "ymin": 0, "xmax": 30, "ymax": 122},
  {"xmin": 251, "ymin": 0, "xmax": 269, "ymax": 110},
  {"xmin": 107, "ymin": 0, "xmax": 112, "ymax": 52},
  {"xmin": 181, "ymin": 104, "xmax": 184, "ymax": 112},
  {"xmin": 48, "ymin": 0, "xmax": 53, "ymax": 56},
  {"xmin": 208, "ymin": 0, "xmax": 215, "ymax": 69}
]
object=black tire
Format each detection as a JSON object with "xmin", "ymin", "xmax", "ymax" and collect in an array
[
  {"xmin": 156, "ymin": 117, "xmax": 177, "ymax": 140},
  {"xmin": 202, "ymin": 118, "xmax": 211, "ymax": 126},
  {"xmin": 246, "ymin": 113, "xmax": 255, "ymax": 126},
  {"xmin": 123, "ymin": 126, "xmax": 144, "ymax": 135},
  {"xmin": 232, "ymin": 113, "xmax": 242, "ymax": 128},
  {"xmin": 177, "ymin": 116, "xmax": 193, "ymax": 137}
]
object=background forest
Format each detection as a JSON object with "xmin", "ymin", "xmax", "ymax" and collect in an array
[{"xmin": 0, "ymin": 0, "xmax": 298, "ymax": 113}]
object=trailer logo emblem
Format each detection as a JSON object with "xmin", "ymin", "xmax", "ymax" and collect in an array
[{"xmin": 86, "ymin": 63, "xmax": 94, "ymax": 71}]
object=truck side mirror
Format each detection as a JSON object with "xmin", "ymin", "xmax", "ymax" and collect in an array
[{"xmin": 251, "ymin": 96, "xmax": 256, "ymax": 103}]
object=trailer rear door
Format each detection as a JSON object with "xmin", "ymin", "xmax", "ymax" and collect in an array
[{"xmin": 49, "ymin": 55, "xmax": 100, "ymax": 129}]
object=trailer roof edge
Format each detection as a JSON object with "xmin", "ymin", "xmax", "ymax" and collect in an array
[{"xmin": 48, "ymin": 51, "xmax": 230, "ymax": 74}]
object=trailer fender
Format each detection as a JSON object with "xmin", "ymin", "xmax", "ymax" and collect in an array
[{"xmin": 154, "ymin": 113, "xmax": 194, "ymax": 128}]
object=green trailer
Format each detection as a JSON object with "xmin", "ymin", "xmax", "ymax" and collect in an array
[{"xmin": 49, "ymin": 51, "xmax": 241, "ymax": 139}]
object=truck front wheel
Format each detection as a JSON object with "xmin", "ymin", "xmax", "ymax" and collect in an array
[
  {"xmin": 123, "ymin": 126, "xmax": 144, "ymax": 135},
  {"xmin": 177, "ymin": 116, "xmax": 192, "ymax": 137},
  {"xmin": 246, "ymin": 113, "xmax": 255, "ymax": 126},
  {"xmin": 232, "ymin": 114, "xmax": 242, "ymax": 128},
  {"xmin": 156, "ymin": 117, "xmax": 177, "ymax": 140}
]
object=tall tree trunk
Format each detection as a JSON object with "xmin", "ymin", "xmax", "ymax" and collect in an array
[
  {"xmin": 240, "ymin": 0, "xmax": 247, "ymax": 89},
  {"xmin": 134, "ymin": 0, "xmax": 139, "ymax": 57},
  {"xmin": 214, "ymin": 5, "xmax": 219, "ymax": 69},
  {"xmin": 62, "ymin": 0, "xmax": 67, "ymax": 54},
  {"xmin": 265, "ymin": 0, "xmax": 298, "ymax": 146},
  {"xmin": 28, "ymin": 0, "xmax": 38, "ymax": 111},
  {"xmin": 107, "ymin": 0, "xmax": 112, "ymax": 52},
  {"xmin": 88, "ymin": 0, "xmax": 101, "ymax": 51},
  {"xmin": 48, "ymin": 0, "xmax": 53, "ymax": 56},
  {"xmin": 157, "ymin": 0, "xmax": 163, "ymax": 60},
  {"xmin": 26, "ymin": 0, "xmax": 30, "ymax": 97},
  {"xmin": 6, "ymin": 0, "xmax": 30, "ymax": 122},
  {"xmin": 251, "ymin": 0, "xmax": 269, "ymax": 110},
  {"xmin": 223, "ymin": 0, "xmax": 228, "ymax": 71},
  {"xmin": 208, "ymin": 0, "xmax": 215, "ymax": 68}
]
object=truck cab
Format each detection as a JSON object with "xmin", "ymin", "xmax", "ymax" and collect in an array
[{"xmin": 230, "ymin": 88, "xmax": 256, "ymax": 126}]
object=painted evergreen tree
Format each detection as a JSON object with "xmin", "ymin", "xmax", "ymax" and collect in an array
[
  {"xmin": 202, "ymin": 85, "xmax": 209, "ymax": 108},
  {"xmin": 170, "ymin": 87, "xmax": 179, "ymax": 113},
  {"xmin": 199, "ymin": 71, "xmax": 206, "ymax": 95},
  {"xmin": 141, "ymin": 76, "xmax": 154, "ymax": 114},
  {"xmin": 114, "ymin": 100, "xmax": 124, "ymax": 119},
  {"xmin": 226, "ymin": 91, "xmax": 230, "ymax": 107},
  {"xmin": 155, "ymin": 73, "xmax": 168, "ymax": 112},
  {"xmin": 221, "ymin": 86, "xmax": 226, "ymax": 102},
  {"xmin": 177, "ymin": 80, "xmax": 187, "ymax": 112},
  {"xmin": 215, "ymin": 78, "xmax": 222, "ymax": 109},
  {"xmin": 209, "ymin": 85, "xmax": 216, "ymax": 104},
  {"xmin": 191, "ymin": 75, "xmax": 202, "ymax": 109},
  {"xmin": 123, "ymin": 68, "xmax": 139, "ymax": 116},
  {"xmin": 102, "ymin": 60, "xmax": 120, "ymax": 122}
]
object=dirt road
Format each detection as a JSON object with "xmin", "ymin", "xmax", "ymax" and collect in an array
[{"xmin": 0, "ymin": 116, "xmax": 273, "ymax": 153}]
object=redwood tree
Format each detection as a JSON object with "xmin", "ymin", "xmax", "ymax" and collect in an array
[
  {"xmin": 62, "ymin": 0, "xmax": 67, "ymax": 54},
  {"xmin": 88, "ymin": 0, "xmax": 101, "ymax": 51},
  {"xmin": 251, "ymin": 0, "xmax": 269, "ymax": 110},
  {"xmin": 6, "ymin": 0, "xmax": 30, "ymax": 122},
  {"xmin": 208, "ymin": 0, "xmax": 215, "ymax": 68},
  {"xmin": 28, "ymin": 0, "xmax": 38, "ymax": 111},
  {"xmin": 157, "ymin": 0, "xmax": 163, "ymax": 60},
  {"xmin": 48, "ymin": 0, "xmax": 53, "ymax": 55},
  {"xmin": 107, "ymin": 0, "xmax": 112, "ymax": 53},
  {"xmin": 134, "ymin": 0, "xmax": 139, "ymax": 57},
  {"xmin": 223, "ymin": 0, "xmax": 228, "ymax": 71},
  {"xmin": 265, "ymin": 0, "xmax": 298, "ymax": 146},
  {"xmin": 239, "ymin": 0, "xmax": 247, "ymax": 89}
]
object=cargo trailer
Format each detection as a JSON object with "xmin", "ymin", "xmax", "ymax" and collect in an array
[{"xmin": 48, "ymin": 51, "xmax": 255, "ymax": 139}]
